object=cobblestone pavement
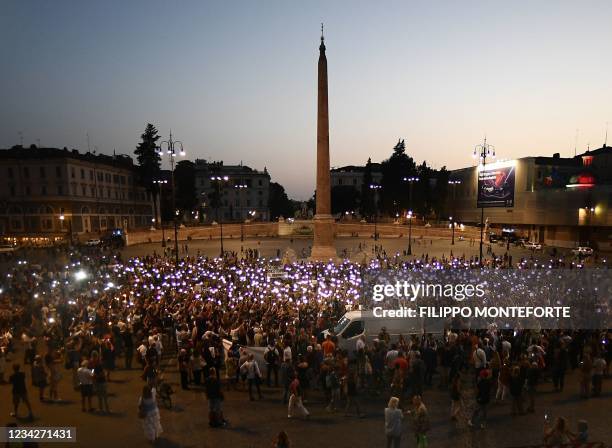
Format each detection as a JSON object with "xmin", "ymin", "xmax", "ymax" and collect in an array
[{"xmin": 1, "ymin": 343, "xmax": 611, "ymax": 448}]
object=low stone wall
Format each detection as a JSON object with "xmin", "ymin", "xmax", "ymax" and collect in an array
[
  {"xmin": 126, "ymin": 222, "xmax": 278, "ymax": 246},
  {"xmin": 125, "ymin": 221, "xmax": 482, "ymax": 246}
]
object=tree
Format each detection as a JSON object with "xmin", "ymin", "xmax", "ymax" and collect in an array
[
  {"xmin": 331, "ymin": 185, "xmax": 360, "ymax": 215},
  {"xmin": 268, "ymin": 182, "xmax": 294, "ymax": 220},
  {"xmin": 134, "ymin": 124, "xmax": 162, "ymax": 220},
  {"xmin": 174, "ymin": 160, "xmax": 197, "ymax": 217},
  {"xmin": 380, "ymin": 139, "xmax": 417, "ymax": 215}
]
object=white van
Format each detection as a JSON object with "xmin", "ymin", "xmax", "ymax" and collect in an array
[{"xmin": 322, "ymin": 310, "xmax": 445, "ymax": 355}]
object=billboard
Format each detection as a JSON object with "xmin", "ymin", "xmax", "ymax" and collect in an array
[{"xmin": 477, "ymin": 161, "xmax": 515, "ymax": 208}]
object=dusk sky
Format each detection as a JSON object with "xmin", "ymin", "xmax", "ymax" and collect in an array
[{"xmin": 1, "ymin": 1, "xmax": 611, "ymax": 199}]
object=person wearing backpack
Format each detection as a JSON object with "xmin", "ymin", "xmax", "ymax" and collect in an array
[{"xmin": 264, "ymin": 342, "xmax": 280, "ymax": 387}]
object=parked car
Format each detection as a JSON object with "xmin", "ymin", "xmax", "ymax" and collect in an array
[
  {"xmin": 523, "ymin": 241, "xmax": 542, "ymax": 250},
  {"xmin": 514, "ymin": 237, "xmax": 528, "ymax": 246},
  {"xmin": 85, "ymin": 239, "xmax": 101, "ymax": 246},
  {"xmin": 488, "ymin": 233, "xmax": 500, "ymax": 243},
  {"xmin": 572, "ymin": 246, "xmax": 594, "ymax": 256}
]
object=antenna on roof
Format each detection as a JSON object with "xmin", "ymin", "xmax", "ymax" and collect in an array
[
  {"xmin": 605, "ymin": 122, "xmax": 608, "ymax": 147},
  {"xmin": 574, "ymin": 129, "xmax": 579, "ymax": 157},
  {"xmin": 86, "ymin": 132, "xmax": 91, "ymax": 152}
]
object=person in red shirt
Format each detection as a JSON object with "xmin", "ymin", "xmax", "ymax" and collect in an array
[
  {"xmin": 322, "ymin": 335, "xmax": 336, "ymax": 357},
  {"xmin": 392, "ymin": 352, "xmax": 409, "ymax": 374}
]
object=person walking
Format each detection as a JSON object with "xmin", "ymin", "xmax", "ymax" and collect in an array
[
  {"xmin": 138, "ymin": 385, "xmax": 163, "ymax": 443},
  {"xmin": 525, "ymin": 361, "xmax": 540, "ymax": 413},
  {"xmin": 509, "ymin": 366, "xmax": 525, "ymax": 416},
  {"xmin": 344, "ymin": 364, "xmax": 362, "ymax": 417},
  {"xmin": 411, "ymin": 395, "xmax": 430, "ymax": 448},
  {"xmin": 241, "ymin": 354, "xmax": 262, "ymax": 401},
  {"xmin": 384, "ymin": 396, "xmax": 403, "ymax": 448},
  {"xmin": 9, "ymin": 364, "xmax": 33, "ymax": 420},
  {"xmin": 287, "ymin": 377, "xmax": 309, "ymax": 419},
  {"xmin": 591, "ymin": 352, "xmax": 606, "ymax": 397},
  {"xmin": 205, "ymin": 367, "xmax": 228, "ymax": 427},
  {"xmin": 450, "ymin": 374, "xmax": 462, "ymax": 421},
  {"xmin": 31, "ymin": 355, "xmax": 48, "ymax": 401},
  {"xmin": 580, "ymin": 354, "xmax": 592, "ymax": 398},
  {"xmin": 469, "ymin": 368, "xmax": 492, "ymax": 429},
  {"xmin": 93, "ymin": 364, "xmax": 110, "ymax": 413}
]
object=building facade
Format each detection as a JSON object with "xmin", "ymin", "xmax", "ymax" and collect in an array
[
  {"xmin": 448, "ymin": 146, "xmax": 611, "ymax": 250},
  {"xmin": 194, "ymin": 160, "xmax": 270, "ymax": 222},
  {"xmin": 330, "ymin": 164, "xmax": 383, "ymax": 191},
  {"xmin": 0, "ymin": 146, "xmax": 154, "ymax": 241}
]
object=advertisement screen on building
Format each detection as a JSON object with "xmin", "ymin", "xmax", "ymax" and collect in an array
[{"xmin": 477, "ymin": 161, "xmax": 515, "ymax": 208}]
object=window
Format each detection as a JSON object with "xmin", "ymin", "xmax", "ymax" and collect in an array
[
  {"xmin": 342, "ymin": 320, "xmax": 365, "ymax": 339},
  {"xmin": 99, "ymin": 187, "xmax": 103, "ymax": 197},
  {"xmin": 71, "ymin": 167, "xmax": 75, "ymax": 178},
  {"xmin": 56, "ymin": 166, "xmax": 61, "ymax": 177},
  {"xmin": 90, "ymin": 186, "xmax": 95, "ymax": 196},
  {"xmin": 71, "ymin": 186, "xmax": 77, "ymax": 195},
  {"xmin": 81, "ymin": 185, "xmax": 86, "ymax": 196},
  {"xmin": 41, "ymin": 218, "xmax": 52, "ymax": 230},
  {"xmin": 40, "ymin": 167, "xmax": 46, "ymax": 178},
  {"xmin": 120, "ymin": 176, "xmax": 126, "ymax": 185},
  {"xmin": 258, "ymin": 179, "xmax": 262, "ymax": 186},
  {"xmin": 23, "ymin": 167, "xmax": 29, "ymax": 178},
  {"xmin": 80, "ymin": 168, "xmax": 85, "ymax": 179},
  {"xmin": 107, "ymin": 188, "xmax": 111, "ymax": 198},
  {"xmin": 338, "ymin": 178, "xmax": 343, "ymax": 185},
  {"xmin": 41, "ymin": 185, "xmax": 47, "ymax": 195},
  {"xmin": 97, "ymin": 172, "xmax": 103, "ymax": 181},
  {"xmin": 105, "ymin": 173, "xmax": 111, "ymax": 182},
  {"xmin": 89, "ymin": 170, "xmax": 93, "ymax": 180}
]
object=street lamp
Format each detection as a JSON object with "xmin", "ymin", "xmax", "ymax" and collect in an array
[
  {"xmin": 235, "ymin": 184, "xmax": 247, "ymax": 241},
  {"xmin": 448, "ymin": 179, "xmax": 462, "ymax": 245},
  {"xmin": 406, "ymin": 210, "xmax": 413, "ymax": 256},
  {"xmin": 474, "ymin": 138, "xmax": 495, "ymax": 266},
  {"xmin": 157, "ymin": 132, "xmax": 185, "ymax": 266},
  {"xmin": 153, "ymin": 179, "xmax": 168, "ymax": 247},
  {"xmin": 369, "ymin": 184, "xmax": 382, "ymax": 241},
  {"xmin": 211, "ymin": 175, "xmax": 230, "ymax": 257},
  {"xmin": 402, "ymin": 176, "xmax": 419, "ymax": 255}
]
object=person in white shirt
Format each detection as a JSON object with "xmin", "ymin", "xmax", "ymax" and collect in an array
[
  {"xmin": 283, "ymin": 346, "xmax": 292, "ymax": 364},
  {"xmin": 473, "ymin": 344, "xmax": 487, "ymax": 373},
  {"xmin": 77, "ymin": 361, "xmax": 94, "ymax": 412},
  {"xmin": 592, "ymin": 355, "xmax": 607, "ymax": 396},
  {"xmin": 240, "ymin": 354, "xmax": 262, "ymax": 401}
]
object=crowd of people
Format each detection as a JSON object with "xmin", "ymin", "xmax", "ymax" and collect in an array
[{"xmin": 0, "ymin": 242, "xmax": 610, "ymax": 446}]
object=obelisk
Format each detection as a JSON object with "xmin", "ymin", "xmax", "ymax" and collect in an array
[{"xmin": 310, "ymin": 25, "xmax": 337, "ymax": 261}]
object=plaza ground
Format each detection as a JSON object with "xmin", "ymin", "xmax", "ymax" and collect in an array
[
  {"xmin": 1, "ymin": 342, "xmax": 611, "ymax": 448},
  {"xmin": 121, "ymin": 234, "xmax": 596, "ymax": 263}
]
